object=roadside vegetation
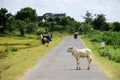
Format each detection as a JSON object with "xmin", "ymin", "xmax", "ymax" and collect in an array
[
  {"xmin": 82, "ymin": 31, "xmax": 120, "ymax": 80},
  {"xmin": 84, "ymin": 31, "xmax": 120, "ymax": 63},
  {"xmin": 81, "ymin": 11, "xmax": 120, "ymax": 80}
]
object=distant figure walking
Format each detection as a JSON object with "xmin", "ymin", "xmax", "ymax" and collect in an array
[
  {"xmin": 101, "ymin": 41, "xmax": 105, "ymax": 49},
  {"xmin": 74, "ymin": 32, "xmax": 78, "ymax": 39}
]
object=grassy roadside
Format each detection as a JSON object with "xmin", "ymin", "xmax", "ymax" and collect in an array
[
  {"xmin": 0, "ymin": 33, "xmax": 67, "ymax": 80},
  {"xmin": 82, "ymin": 37, "xmax": 120, "ymax": 80}
]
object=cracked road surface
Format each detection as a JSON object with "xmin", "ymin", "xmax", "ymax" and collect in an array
[{"xmin": 22, "ymin": 36, "xmax": 109, "ymax": 80}]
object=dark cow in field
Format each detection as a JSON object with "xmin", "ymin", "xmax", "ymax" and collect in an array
[{"xmin": 40, "ymin": 34, "xmax": 52, "ymax": 45}]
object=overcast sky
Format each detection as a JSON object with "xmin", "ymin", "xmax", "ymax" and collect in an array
[{"xmin": 0, "ymin": 0, "xmax": 120, "ymax": 22}]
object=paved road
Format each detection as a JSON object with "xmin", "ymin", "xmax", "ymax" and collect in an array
[{"xmin": 22, "ymin": 36, "xmax": 109, "ymax": 80}]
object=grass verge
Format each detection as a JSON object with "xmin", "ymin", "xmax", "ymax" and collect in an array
[
  {"xmin": 0, "ymin": 33, "xmax": 66, "ymax": 80},
  {"xmin": 82, "ymin": 37, "xmax": 120, "ymax": 80}
]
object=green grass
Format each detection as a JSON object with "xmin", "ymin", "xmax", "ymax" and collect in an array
[
  {"xmin": 0, "ymin": 35, "xmax": 40, "ymax": 59},
  {"xmin": 0, "ymin": 33, "xmax": 66, "ymax": 80},
  {"xmin": 83, "ymin": 31, "xmax": 120, "ymax": 63},
  {"xmin": 82, "ymin": 37, "xmax": 120, "ymax": 80}
]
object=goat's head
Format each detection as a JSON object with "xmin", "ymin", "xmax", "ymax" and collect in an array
[{"xmin": 67, "ymin": 47, "xmax": 74, "ymax": 53}]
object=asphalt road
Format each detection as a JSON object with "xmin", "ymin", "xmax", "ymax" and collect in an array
[{"xmin": 22, "ymin": 36, "xmax": 109, "ymax": 80}]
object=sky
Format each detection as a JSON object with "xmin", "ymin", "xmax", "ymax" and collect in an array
[{"xmin": 0, "ymin": 0, "xmax": 120, "ymax": 22}]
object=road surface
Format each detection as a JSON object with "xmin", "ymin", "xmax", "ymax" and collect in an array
[{"xmin": 22, "ymin": 36, "xmax": 109, "ymax": 80}]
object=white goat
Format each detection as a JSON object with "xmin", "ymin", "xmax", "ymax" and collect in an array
[{"xmin": 67, "ymin": 46, "xmax": 92, "ymax": 70}]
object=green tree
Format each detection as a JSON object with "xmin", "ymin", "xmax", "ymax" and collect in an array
[
  {"xmin": 93, "ymin": 14, "xmax": 106, "ymax": 30},
  {"xmin": 83, "ymin": 11, "xmax": 93, "ymax": 24},
  {"xmin": 112, "ymin": 22, "xmax": 120, "ymax": 31},
  {"xmin": 52, "ymin": 25, "xmax": 64, "ymax": 31},
  {"xmin": 82, "ymin": 11, "xmax": 94, "ymax": 34},
  {"xmin": 55, "ymin": 17, "xmax": 61, "ymax": 25},
  {"xmin": 40, "ymin": 13, "xmax": 78, "ymax": 32},
  {"xmin": 0, "ymin": 8, "xmax": 12, "ymax": 33},
  {"xmin": 74, "ymin": 22, "xmax": 81, "ymax": 32},
  {"xmin": 26, "ymin": 22, "xmax": 37, "ymax": 34},
  {"xmin": 101, "ymin": 22, "xmax": 110, "ymax": 31},
  {"xmin": 38, "ymin": 21, "xmax": 45, "ymax": 27},
  {"xmin": 61, "ymin": 17, "xmax": 71, "ymax": 26},
  {"xmin": 16, "ymin": 20, "xmax": 26, "ymax": 36},
  {"xmin": 15, "ymin": 7, "xmax": 37, "ymax": 22},
  {"xmin": 48, "ymin": 17, "xmax": 55, "ymax": 22},
  {"xmin": 80, "ymin": 23, "xmax": 93, "ymax": 34}
]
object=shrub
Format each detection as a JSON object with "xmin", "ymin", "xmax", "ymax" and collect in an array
[
  {"xmin": 99, "ymin": 49, "xmax": 110, "ymax": 57},
  {"xmin": 90, "ymin": 33, "xmax": 102, "ymax": 42},
  {"xmin": 10, "ymin": 47, "xmax": 18, "ymax": 52},
  {"xmin": 115, "ymin": 55, "xmax": 120, "ymax": 63},
  {"xmin": 112, "ymin": 22, "xmax": 120, "ymax": 31},
  {"xmin": 36, "ymin": 28, "xmax": 46, "ymax": 35},
  {"xmin": 3, "ymin": 48, "xmax": 10, "ymax": 53},
  {"xmin": 98, "ymin": 47, "xmax": 120, "ymax": 63}
]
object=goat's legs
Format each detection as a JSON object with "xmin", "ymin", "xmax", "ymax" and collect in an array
[
  {"xmin": 76, "ymin": 57, "xmax": 81, "ymax": 70},
  {"xmin": 87, "ymin": 57, "xmax": 92, "ymax": 70}
]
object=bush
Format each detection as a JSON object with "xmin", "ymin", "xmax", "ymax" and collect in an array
[
  {"xmin": 115, "ymin": 55, "xmax": 120, "ymax": 63},
  {"xmin": 26, "ymin": 23, "xmax": 37, "ymax": 34},
  {"xmin": 89, "ymin": 33, "xmax": 102, "ymax": 42},
  {"xmin": 98, "ymin": 48, "xmax": 120, "ymax": 63},
  {"xmin": 112, "ymin": 22, "xmax": 120, "ymax": 31},
  {"xmin": 10, "ymin": 47, "xmax": 18, "ymax": 52},
  {"xmin": 3, "ymin": 48, "xmax": 10, "ymax": 53},
  {"xmin": 36, "ymin": 28, "xmax": 46, "ymax": 35},
  {"xmin": 99, "ymin": 49, "xmax": 110, "ymax": 57}
]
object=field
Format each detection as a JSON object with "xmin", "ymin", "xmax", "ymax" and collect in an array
[
  {"xmin": 0, "ymin": 33, "xmax": 66, "ymax": 80},
  {"xmin": 0, "ymin": 35, "xmax": 40, "ymax": 59},
  {"xmin": 82, "ymin": 31, "xmax": 120, "ymax": 80}
]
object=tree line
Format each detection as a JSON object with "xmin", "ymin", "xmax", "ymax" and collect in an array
[
  {"xmin": 0, "ymin": 7, "xmax": 120, "ymax": 36},
  {"xmin": 83, "ymin": 11, "xmax": 120, "ymax": 32}
]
